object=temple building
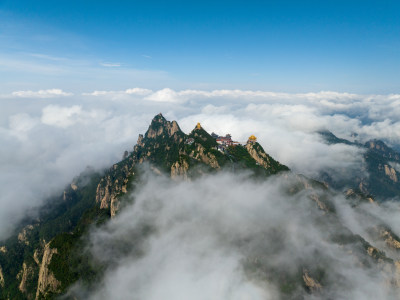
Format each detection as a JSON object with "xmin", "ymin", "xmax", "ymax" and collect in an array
[
  {"xmin": 216, "ymin": 134, "xmax": 233, "ymax": 146},
  {"xmin": 248, "ymin": 135, "xmax": 257, "ymax": 143}
]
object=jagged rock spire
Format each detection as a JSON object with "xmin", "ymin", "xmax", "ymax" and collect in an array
[
  {"xmin": 145, "ymin": 113, "xmax": 182, "ymax": 139},
  {"xmin": 152, "ymin": 113, "xmax": 167, "ymax": 122}
]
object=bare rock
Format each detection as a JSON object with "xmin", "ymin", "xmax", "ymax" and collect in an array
[
  {"xmin": 171, "ymin": 160, "xmax": 189, "ymax": 180},
  {"xmin": 303, "ymin": 269, "xmax": 322, "ymax": 293},
  {"xmin": 35, "ymin": 242, "xmax": 61, "ymax": 300},
  {"xmin": 384, "ymin": 164, "xmax": 398, "ymax": 182},
  {"xmin": 0, "ymin": 264, "xmax": 4, "ymax": 288}
]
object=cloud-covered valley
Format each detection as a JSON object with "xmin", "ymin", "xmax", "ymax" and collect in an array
[{"xmin": 64, "ymin": 170, "xmax": 400, "ymax": 300}]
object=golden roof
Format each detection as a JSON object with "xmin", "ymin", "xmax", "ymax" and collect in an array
[
  {"xmin": 248, "ymin": 135, "xmax": 257, "ymax": 140},
  {"xmin": 196, "ymin": 122, "xmax": 201, "ymax": 130}
]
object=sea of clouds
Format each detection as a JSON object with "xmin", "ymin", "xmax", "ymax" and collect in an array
[
  {"xmin": 0, "ymin": 87, "xmax": 399, "ymax": 240},
  {"xmin": 64, "ymin": 169, "xmax": 400, "ymax": 300}
]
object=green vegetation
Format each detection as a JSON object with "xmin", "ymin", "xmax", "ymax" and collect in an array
[
  {"xmin": 188, "ymin": 127, "xmax": 218, "ymax": 150},
  {"xmin": 49, "ymin": 231, "xmax": 103, "ymax": 293}
]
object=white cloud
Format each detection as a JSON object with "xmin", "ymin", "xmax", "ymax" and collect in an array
[
  {"xmin": 82, "ymin": 88, "xmax": 153, "ymax": 97},
  {"xmin": 144, "ymin": 88, "xmax": 183, "ymax": 103},
  {"xmin": 1, "ymin": 87, "xmax": 400, "ymax": 241},
  {"xmin": 66, "ymin": 171, "xmax": 400, "ymax": 299},
  {"xmin": 41, "ymin": 105, "xmax": 83, "ymax": 128},
  {"xmin": 8, "ymin": 113, "xmax": 39, "ymax": 140},
  {"xmin": 41, "ymin": 105, "xmax": 110, "ymax": 128},
  {"xmin": 10, "ymin": 89, "xmax": 73, "ymax": 98},
  {"xmin": 82, "ymin": 90, "xmax": 113, "ymax": 96},
  {"xmin": 125, "ymin": 88, "xmax": 153, "ymax": 95}
]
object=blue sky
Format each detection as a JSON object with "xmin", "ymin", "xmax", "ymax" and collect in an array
[{"xmin": 0, "ymin": 0, "xmax": 399, "ymax": 93}]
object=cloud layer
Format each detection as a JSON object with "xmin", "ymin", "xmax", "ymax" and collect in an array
[
  {"xmin": 0, "ymin": 88, "xmax": 399, "ymax": 239},
  {"xmin": 65, "ymin": 170, "xmax": 400, "ymax": 299}
]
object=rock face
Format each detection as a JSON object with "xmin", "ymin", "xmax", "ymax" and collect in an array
[
  {"xmin": 145, "ymin": 114, "xmax": 181, "ymax": 139},
  {"xmin": 189, "ymin": 144, "xmax": 220, "ymax": 169},
  {"xmin": 35, "ymin": 242, "xmax": 60, "ymax": 300},
  {"xmin": 171, "ymin": 160, "xmax": 189, "ymax": 179},
  {"xmin": 0, "ymin": 265, "xmax": 4, "ymax": 288},
  {"xmin": 96, "ymin": 162, "xmax": 135, "ymax": 217},
  {"xmin": 381, "ymin": 230, "xmax": 400, "ymax": 250},
  {"xmin": 18, "ymin": 225, "xmax": 34, "ymax": 245},
  {"xmin": 245, "ymin": 142, "xmax": 270, "ymax": 168},
  {"xmin": 17, "ymin": 262, "xmax": 34, "ymax": 295},
  {"xmin": 303, "ymin": 269, "xmax": 322, "ymax": 292},
  {"xmin": 245, "ymin": 141, "xmax": 289, "ymax": 174},
  {"xmin": 384, "ymin": 164, "xmax": 398, "ymax": 182}
]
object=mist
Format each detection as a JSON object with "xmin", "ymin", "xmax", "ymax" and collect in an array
[{"xmin": 65, "ymin": 169, "xmax": 400, "ymax": 299}]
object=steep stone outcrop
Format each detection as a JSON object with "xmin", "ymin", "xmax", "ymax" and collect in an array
[
  {"xmin": 302, "ymin": 269, "xmax": 322, "ymax": 292},
  {"xmin": 384, "ymin": 164, "xmax": 398, "ymax": 182},
  {"xmin": 310, "ymin": 194, "xmax": 329, "ymax": 212},
  {"xmin": 245, "ymin": 141, "xmax": 289, "ymax": 173},
  {"xmin": 381, "ymin": 230, "xmax": 400, "ymax": 250},
  {"xmin": 70, "ymin": 183, "xmax": 78, "ymax": 191},
  {"xmin": 171, "ymin": 159, "xmax": 189, "ymax": 179},
  {"xmin": 17, "ymin": 262, "xmax": 34, "ymax": 295},
  {"xmin": 0, "ymin": 246, "xmax": 6, "ymax": 253},
  {"xmin": 189, "ymin": 144, "xmax": 220, "ymax": 169},
  {"xmin": 18, "ymin": 225, "xmax": 34, "ymax": 245},
  {"xmin": 33, "ymin": 249, "xmax": 41, "ymax": 266},
  {"xmin": 137, "ymin": 134, "xmax": 144, "ymax": 147},
  {"xmin": 35, "ymin": 242, "xmax": 60, "ymax": 300},
  {"xmin": 96, "ymin": 163, "xmax": 134, "ymax": 217},
  {"xmin": 245, "ymin": 142, "xmax": 271, "ymax": 169},
  {"xmin": 0, "ymin": 265, "xmax": 4, "ymax": 288},
  {"xmin": 145, "ymin": 114, "xmax": 182, "ymax": 139}
]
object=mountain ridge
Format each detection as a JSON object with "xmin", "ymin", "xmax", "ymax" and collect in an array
[{"xmin": 318, "ymin": 130, "xmax": 400, "ymax": 200}]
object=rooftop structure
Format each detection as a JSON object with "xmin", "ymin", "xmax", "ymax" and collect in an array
[
  {"xmin": 216, "ymin": 134, "xmax": 233, "ymax": 146},
  {"xmin": 248, "ymin": 135, "xmax": 257, "ymax": 143}
]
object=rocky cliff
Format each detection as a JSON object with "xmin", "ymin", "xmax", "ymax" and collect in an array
[{"xmin": 35, "ymin": 242, "xmax": 60, "ymax": 299}]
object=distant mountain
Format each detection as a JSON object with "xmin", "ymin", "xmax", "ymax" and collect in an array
[
  {"xmin": 1, "ymin": 115, "xmax": 400, "ymax": 299},
  {"xmin": 318, "ymin": 130, "xmax": 400, "ymax": 200}
]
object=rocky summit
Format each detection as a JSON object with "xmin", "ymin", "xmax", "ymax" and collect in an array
[{"xmin": 1, "ymin": 114, "xmax": 400, "ymax": 299}]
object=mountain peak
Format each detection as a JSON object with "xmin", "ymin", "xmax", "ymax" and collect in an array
[
  {"xmin": 151, "ymin": 113, "xmax": 167, "ymax": 123},
  {"xmin": 145, "ymin": 114, "xmax": 182, "ymax": 139}
]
